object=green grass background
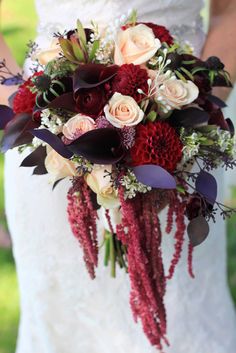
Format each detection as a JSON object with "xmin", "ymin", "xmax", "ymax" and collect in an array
[
  {"xmin": 0, "ymin": 2, "xmax": 37, "ymax": 353},
  {"xmin": 0, "ymin": 1, "xmax": 235, "ymax": 353}
]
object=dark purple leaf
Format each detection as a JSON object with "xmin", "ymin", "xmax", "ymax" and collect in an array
[
  {"xmin": 187, "ymin": 216, "xmax": 209, "ymax": 246},
  {"xmin": 33, "ymin": 164, "xmax": 48, "ymax": 175},
  {"xmin": 1, "ymin": 75, "xmax": 24, "ymax": 86},
  {"xmin": 208, "ymin": 109, "xmax": 229, "ymax": 131},
  {"xmin": 207, "ymin": 94, "xmax": 227, "ymax": 108},
  {"xmin": 0, "ymin": 105, "xmax": 15, "ymax": 129},
  {"xmin": 195, "ymin": 170, "xmax": 217, "ymax": 205},
  {"xmin": 1, "ymin": 113, "xmax": 39, "ymax": 152},
  {"xmin": 21, "ymin": 145, "xmax": 47, "ymax": 168},
  {"xmin": 212, "ymin": 73, "xmax": 232, "ymax": 88},
  {"xmin": 30, "ymin": 129, "xmax": 73, "ymax": 159},
  {"xmin": 226, "ymin": 118, "xmax": 235, "ymax": 137},
  {"xmin": 133, "ymin": 164, "xmax": 176, "ymax": 189},
  {"xmin": 169, "ymin": 108, "xmax": 209, "ymax": 128},
  {"xmin": 48, "ymin": 92, "xmax": 76, "ymax": 112},
  {"xmin": 68, "ymin": 128, "xmax": 124, "ymax": 164},
  {"xmin": 52, "ymin": 178, "xmax": 65, "ymax": 190},
  {"xmin": 73, "ymin": 64, "xmax": 118, "ymax": 92}
]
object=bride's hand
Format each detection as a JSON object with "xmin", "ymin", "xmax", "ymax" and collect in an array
[
  {"xmin": 0, "ymin": 84, "xmax": 18, "ymax": 106},
  {"xmin": 0, "ymin": 34, "xmax": 20, "ymax": 106}
]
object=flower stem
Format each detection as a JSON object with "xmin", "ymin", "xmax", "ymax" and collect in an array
[
  {"xmin": 104, "ymin": 231, "xmax": 110, "ymax": 267},
  {"xmin": 109, "ymin": 233, "xmax": 116, "ymax": 278}
]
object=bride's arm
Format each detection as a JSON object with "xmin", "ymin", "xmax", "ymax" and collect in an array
[
  {"xmin": 201, "ymin": 0, "xmax": 236, "ymax": 100},
  {"xmin": 0, "ymin": 34, "xmax": 20, "ymax": 105}
]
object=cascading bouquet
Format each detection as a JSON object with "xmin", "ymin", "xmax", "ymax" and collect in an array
[{"xmin": 0, "ymin": 11, "xmax": 236, "ymax": 351}]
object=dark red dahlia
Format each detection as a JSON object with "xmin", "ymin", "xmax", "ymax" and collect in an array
[
  {"xmin": 112, "ymin": 64, "xmax": 149, "ymax": 102},
  {"xmin": 13, "ymin": 72, "xmax": 43, "ymax": 114},
  {"xmin": 130, "ymin": 121, "xmax": 182, "ymax": 172},
  {"xmin": 140, "ymin": 22, "xmax": 174, "ymax": 45}
]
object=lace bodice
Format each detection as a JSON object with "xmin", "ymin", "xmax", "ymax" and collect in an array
[{"xmin": 35, "ymin": 0, "xmax": 204, "ymax": 38}]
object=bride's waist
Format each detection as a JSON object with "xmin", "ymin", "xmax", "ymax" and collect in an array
[{"xmin": 35, "ymin": 14, "xmax": 205, "ymax": 49}]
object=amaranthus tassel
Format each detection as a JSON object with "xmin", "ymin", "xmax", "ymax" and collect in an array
[{"xmin": 67, "ymin": 177, "xmax": 98, "ymax": 279}]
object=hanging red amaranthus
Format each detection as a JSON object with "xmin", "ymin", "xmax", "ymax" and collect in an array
[
  {"xmin": 117, "ymin": 187, "xmax": 169, "ymax": 350},
  {"xmin": 67, "ymin": 177, "xmax": 98, "ymax": 279},
  {"xmin": 67, "ymin": 178, "xmax": 193, "ymax": 350}
]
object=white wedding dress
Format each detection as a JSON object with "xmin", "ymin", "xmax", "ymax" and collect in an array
[{"xmin": 4, "ymin": 1, "xmax": 236, "ymax": 353}]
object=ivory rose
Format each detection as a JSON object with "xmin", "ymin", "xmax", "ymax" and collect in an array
[
  {"xmin": 62, "ymin": 114, "xmax": 95, "ymax": 141},
  {"xmin": 86, "ymin": 165, "xmax": 120, "ymax": 209},
  {"xmin": 45, "ymin": 148, "xmax": 77, "ymax": 182},
  {"xmin": 114, "ymin": 24, "xmax": 161, "ymax": 66},
  {"xmin": 157, "ymin": 77, "xmax": 199, "ymax": 109},
  {"xmin": 104, "ymin": 92, "xmax": 144, "ymax": 128},
  {"xmin": 34, "ymin": 39, "xmax": 61, "ymax": 65}
]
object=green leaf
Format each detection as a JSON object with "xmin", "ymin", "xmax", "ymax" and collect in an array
[
  {"xmin": 71, "ymin": 37, "xmax": 85, "ymax": 62},
  {"xmin": 176, "ymin": 185, "xmax": 186, "ymax": 194},
  {"xmin": 191, "ymin": 67, "xmax": 208, "ymax": 75},
  {"xmin": 175, "ymin": 70, "xmax": 187, "ymax": 82},
  {"xmin": 59, "ymin": 38, "xmax": 77, "ymax": 62},
  {"xmin": 128, "ymin": 9, "xmax": 137, "ymax": 25},
  {"xmin": 89, "ymin": 40, "xmax": 100, "ymax": 62},
  {"xmin": 209, "ymin": 70, "xmax": 215, "ymax": 85},
  {"xmin": 180, "ymin": 66, "xmax": 194, "ymax": 81},
  {"xmin": 77, "ymin": 19, "xmax": 87, "ymax": 49},
  {"xmin": 146, "ymin": 110, "xmax": 157, "ymax": 122},
  {"xmin": 182, "ymin": 60, "xmax": 197, "ymax": 65}
]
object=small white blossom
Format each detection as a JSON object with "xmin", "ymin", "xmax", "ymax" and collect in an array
[
  {"xmin": 121, "ymin": 170, "xmax": 151, "ymax": 199},
  {"xmin": 40, "ymin": 109, "xmax": 63, "ymax": 134}
]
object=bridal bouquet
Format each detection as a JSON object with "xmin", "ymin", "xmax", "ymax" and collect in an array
[{"xmin": 1, "ymin": 11, "xmax": 235, "ymax": 350}]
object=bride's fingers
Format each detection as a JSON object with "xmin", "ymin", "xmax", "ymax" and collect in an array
[{"xmin": 0, "ymin": 84, "xmax": 18, "ymax": 106}]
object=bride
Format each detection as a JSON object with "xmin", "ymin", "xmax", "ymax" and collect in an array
[{"xmin": 1, "ymin": 1, "xmax": 236, "ymax": 352}]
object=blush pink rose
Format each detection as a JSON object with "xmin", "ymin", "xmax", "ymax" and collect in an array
[
  {"xmin": 114, "ymin": 24, "xmax": 161, "ymax": 66},
  {"xmin": 62, "ymin": 114, "xmax": 95, "ymax": 142}
]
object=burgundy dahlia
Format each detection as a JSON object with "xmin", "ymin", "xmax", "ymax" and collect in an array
[
  {"xmin": 140, "ymin": 22, "xmax": 174, "ymax": 45},
  {"xmin": 130, "ymin": 121, "xmax": 183, "ymax": 172},
  {"xmin": 112, "ymin": 64, "xmax": 149, "ymax": 102}
]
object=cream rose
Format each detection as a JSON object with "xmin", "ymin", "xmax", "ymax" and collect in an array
[
  {"xmin": 104, "ymin": 93, "xmax": 144, "ymax": 128},
  {"xmin": 34, "ymin": 39, "xmax": 61, "ymax": 66},
  {"xmin": 86, "ymin": 165, "xmax": 120, "ymax": 209},
  {"xmin": 114, "ymin": 24, "xmax": 161, "ymax": 66},
  {"xmin": 157, "ymin": 78, "xmax": 199, "ymax": 109},
  {"xmin": 45, "ymin": 148, "xmax": 77, "ymax": 182},
  {"xmin": 62, "ymin": 114, "xmax": 95, "ymax": 141}
]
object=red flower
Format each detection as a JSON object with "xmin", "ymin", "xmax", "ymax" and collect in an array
[
  {"xmin": 112, "ymin": 64, "xmax": 148, "ymax": 102},
  {"xmin": 13, "ymin": 72, "xmax": 43, "ymax": 114},
  {"xmin": 140, "ymin": 23, "xmax": 174, "ymax": 45},
  {"xmin": 75, "ymin": 87, "xmax": 106, "ymax": 117},
  {"xmin": 130, "ymin": 121, "xmax": 182, "ymax": 172},
  {"xmin": 73, "ymin": 64, "xmax": 119, "ymax": 117},
  {"xmin": 122, "ymin": 23, "xmax": 173, "ymax": 45}
]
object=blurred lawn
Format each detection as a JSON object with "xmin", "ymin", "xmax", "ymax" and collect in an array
[{"xmin": 0, "ymin": 2, "xmax": 235, "ymax": 353}]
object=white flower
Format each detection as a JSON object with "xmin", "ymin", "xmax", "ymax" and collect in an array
[
  {"xmin": 156, "ymin": 77, "xmax": 199, "ymax": 110},
  {"xmin": 85, "ymin": 165, "xmax": 119, "ymax": 209},
  {"xmin": 33, "ymin": 39, "xmax": 61, "ymax": 65},
  {"xmin": 45, "ymin": 148, "xmax": 77, "ymax": 182},
  {"xmin": 104, "ymin": 93, "xmax": 144, "ymax": 128},
  {"xmin": 62, "ymin": 114, "xmax": 95, "ymax": 141},
  {"xmin": 114, "ymin": 24, "xmax": 161, "ymax": 66}
]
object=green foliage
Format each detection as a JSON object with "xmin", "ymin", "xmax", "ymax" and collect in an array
[{"xmin": 0, "ymin": 249, "xmax": 19, "ymax": 353}]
